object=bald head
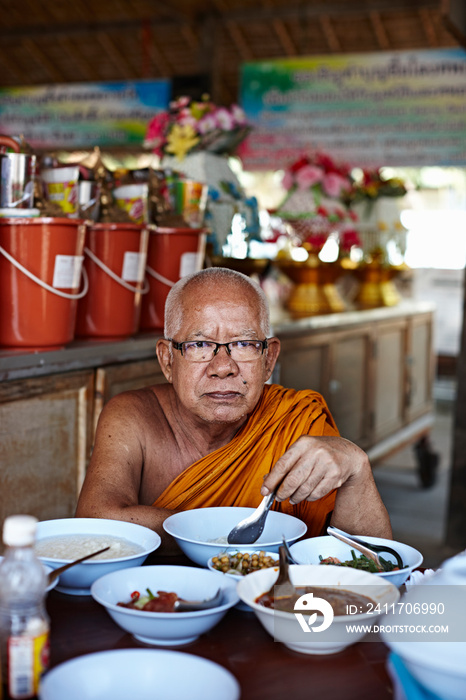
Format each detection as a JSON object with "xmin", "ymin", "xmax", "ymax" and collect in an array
[{"xmin": 164, "ymin": 267, "xmax": 271, "ymax": 339}]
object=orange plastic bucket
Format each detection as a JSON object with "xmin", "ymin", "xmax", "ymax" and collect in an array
[
  {"xmin": 75, "ymin": 222, "xmax": 149, "ymax": 339},
  {"xmin": 0, "ymin": 216, "xmax": 86, "ymax": 349},
  {"xmin": 140, "ymin": 225, "xmax": 207, "ymax": 332}
]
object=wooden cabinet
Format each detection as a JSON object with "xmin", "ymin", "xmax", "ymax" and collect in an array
[
  {"xmin": 275, "ymin": 303, "xmax": 435, "ymax": 462},
  {"xmin": 0, "ymin": 370, "xmax": 94, "ymax": 526}
]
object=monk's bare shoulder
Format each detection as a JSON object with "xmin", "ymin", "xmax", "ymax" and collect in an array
[{"xmin": 98, "ymin": 383, "xmax": 176, "ymax": 440}]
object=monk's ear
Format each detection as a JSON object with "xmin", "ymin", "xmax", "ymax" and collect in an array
[
  {"xmin": 264, "ymin": 337, "xmax": 280, "ymax": 381},
  {"xmin": 156, "ymin": 339, "xmax": 173, "ymax": 383}
]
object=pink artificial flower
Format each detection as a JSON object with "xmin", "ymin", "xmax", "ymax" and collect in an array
[
  {"xmin": 197, "ymin": 113, "xmax": 217, "ymax": 135},
  {"xmin": 214, "ymin": 107, "xmax": 235, "ymax": 131},
  {"xmin": 170, "ymin": 96, "xmax": 190, "ymax": 111},
  {"xmin": 145, "ymin": 112, "xmax": 170, "ymax": 155},
  {"xmin": 282, "ymin": 170, "xmax": 295, "ymax": 190},
  {"xmin": 323, "ymin": 172, "xmax": 349, "ymax": 198},
  {"xmin": 295, "ymin": 164, "xmax": 324, "ymax": 190},
  {"xmin": 230, "ymin": 104, "xmax": 247, "ymax": 126}
]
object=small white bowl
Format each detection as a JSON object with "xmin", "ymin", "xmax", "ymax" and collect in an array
[
  {"xmin": 289, "ymin": 535, "xmax": 423, "ymax": 588},
  {"xmin": 38, "ymin": 648, "xmax": 240, "ymax": 700},
  {"xmin": 36, "ymin": 518, "xmax": 161, "ymax": 596},
  {"xmin": 207, "ymin": 549, "xmax": 279, "ymax": 612},
  {"xmin": 91, "ymin": 565, "xmax": 239, "ymax": 646},
  {"xmin": 237, "ymin": 563, "xmax": 400, "ymax": 655},
  {"xmin": 0, "ymin": 557, "xmax": 58, "ymax": 593},
  {"xmin": 163, "ymin": 506, "xmax": 307, "ymax": 567}
]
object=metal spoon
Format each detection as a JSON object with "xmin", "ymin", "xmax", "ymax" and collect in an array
[
  {"xmin": 47, "ymin": 546, "xmax": 111, "ymax": 585},
  {"xmin": 266, "ymin": 545, "xmax": 296, "ymax": 600},
  {"xmin": 227, "ymin": 491, "xmax": 276, "ymax": 545},
  {"xmin": 327, "ymin": 526, "xmax": 405, "ymax": 571},
  {"xmin": 281, "ymin": 535, "xmax": 298, "ymax": 564},
  {"xmin": 174, "ymin": 588, "xmax": 223, "ymax": 612}
]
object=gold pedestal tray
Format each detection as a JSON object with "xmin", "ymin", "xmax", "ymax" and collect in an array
[
  {"xmin": 276, "ymin": 255, "xmax": 347, "ymax": 318},
  {"xmin": 354, "ymin": 256, "xmax": 407, "ymax": 309}
]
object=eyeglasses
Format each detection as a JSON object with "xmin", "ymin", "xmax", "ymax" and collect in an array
[{"xmin": 168, "ymin": 338, "xmax": 268, "ymax": 362}]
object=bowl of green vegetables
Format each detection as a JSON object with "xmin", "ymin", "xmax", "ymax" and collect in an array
[{"xmin": 289, "ymin": 535, "xmax": 423, "ymax": 588}]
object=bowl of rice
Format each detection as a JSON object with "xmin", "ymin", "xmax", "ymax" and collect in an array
[{"xmin": 36, "ymin": 518, "xmax": 161, "ymax": 595}]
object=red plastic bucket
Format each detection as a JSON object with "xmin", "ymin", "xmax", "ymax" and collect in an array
[
  {"xmin": 0, "ymin": 216, "xmax": 86, "ymax": 349},
  {"xmin": 140, "ymin": 226, "xmax": 207, "ymax": 332},
  {"xmin": 75, "ymin": 222, "xmax": 149, "ymax": 339}
]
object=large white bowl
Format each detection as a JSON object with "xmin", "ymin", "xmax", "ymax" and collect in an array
[
  {"xmin": 289, "ymin": 534, "xmax": 423, "ymax": 588},
  {"xmin": 36, "ymin": 518, "xmax": 161, "ymax": 596},
  {"xmin": 38, "ymin": 648, "xmax": 240, "ymax": 700},
  {"xmin": 0, "ymin": 556, "xmax": 58, "ymax": 593},
  {"xmin": 91, "ymin": 564, "xmax": 239, "ymax": 646},
  {"xmin": 236, "ymin": 563, "xmax": 400, "ymax": 655},
  {"xmin": 163, "ymin": 506, "xmax": 307, "ymax": 567}
]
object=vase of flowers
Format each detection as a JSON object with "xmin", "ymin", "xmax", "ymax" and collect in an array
[
  {"xmin": 144, "ymin": 95, "xmax": 251, "ymax": 161},
  {"xmin": 275, "ymin": 153, "xmax": 360, "ymax": 317},
  {"xmin": 345, "ymin": 168, "xmax": 409, "ymax": 309}
]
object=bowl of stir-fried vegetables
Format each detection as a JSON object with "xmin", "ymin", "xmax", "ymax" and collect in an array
[{"xmin": 289, "ymin": 535, "xmax": 423, "ymax": 587}]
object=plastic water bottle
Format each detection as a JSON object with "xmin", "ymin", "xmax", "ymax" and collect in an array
[{"xmin": 0, "ymin": 515, "xmax": 49, "ymax": 699}]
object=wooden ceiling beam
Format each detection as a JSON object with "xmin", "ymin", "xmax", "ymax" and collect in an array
[
  {"xmin": 57, "ymin": 37, "xmax": 100, "ymax": 82},
  {"xmin": 224, "ymin": 20, "xmax": 255, "ymax": 61},
  {"xmin": 419, "ymin": 7, "xmax": 440, "ymax": 45},
  {"xmin": 369, "ymin": 10, "xmax": 391, "ymax": 49},
  {"xmin": 96, "ymin": 32, "xmax": 134, "ymax": 80},
  {"xmin": 319, "ymin": 15, "xmax": 341, "ymax": 52},
  {"xmin": 0, "ymin": 46, "xmax": 29, "ymax": 82},
  {"xmin": 21, "ymin": 38, "xmax": 65, "ymax": 82},
  {"xmin": 272, "ymin": 19, "xmax": 298, "ymax": 56}
]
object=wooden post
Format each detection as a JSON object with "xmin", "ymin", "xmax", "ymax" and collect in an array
[{"xmin": 446, "ymin": 265, "xmax": 466, "ymax": 549}]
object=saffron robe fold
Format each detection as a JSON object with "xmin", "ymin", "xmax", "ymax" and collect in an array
[{"xmin": 153, "ymin": 383, "xmax": 339, "ymax": 538}]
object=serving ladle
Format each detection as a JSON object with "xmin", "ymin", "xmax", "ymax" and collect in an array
[
  {"xmin": 174, "ymin": 588, "xmax": 223, "ymax": 612},
  {"xmin": 266, "ymin": 545, "xmax": 296, "ymax": 600},
  {"xmin": 327, "ymin": 526, "xmax": 405, "ymax": 570},
  {"xmin": 227, "ymin": 491, "xmax": 276, "ymax": 545},
  {"xmin": 47, "ymin": 546, "xmax": 111, "ymax": 585}
]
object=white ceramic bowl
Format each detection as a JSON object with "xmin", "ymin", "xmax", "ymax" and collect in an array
[
  {"xmin": 36, "ymin": 518, "xmax": 161, "ymax": 596},
  {"xmin": 0, "ymin": 556, "xmax": 58, "ymax": 593},
  {"xmin": 91, "ymin": 565, "xmax": 239, "ymax": 646},
  {"xmin": 237, "ymin": 563, "xmax": 400, "ymax": 655},
  {"xmin": 207, "ymin": 549, "xmax": 279, "ymax": 612},
  {"xmin": 38, "ymin": 648, "xmax": 240, "ymax": 700},
  {"xmin": 163, "ymin": 506, "xmax": 307, "ymax": 567},
  {"xmin": 289, "ymin": 535, "xmax": 423, "ymax": 588}
]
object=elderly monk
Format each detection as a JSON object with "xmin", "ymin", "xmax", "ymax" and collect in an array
[{"xmin": 76, "ymin": 267, "xmax": 392, "ymax": 551}]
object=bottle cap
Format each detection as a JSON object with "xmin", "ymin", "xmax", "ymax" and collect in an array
[{"xmin": 3, "ymin": 514, "xmax": 38, "ymax": 547}]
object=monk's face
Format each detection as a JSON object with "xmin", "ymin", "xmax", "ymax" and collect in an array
[{"xmin": 157, "ymin": 279, "xmax": 280, "ymax": 427}]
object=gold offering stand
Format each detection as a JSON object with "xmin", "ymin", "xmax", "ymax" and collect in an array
[
  {"xmin": 353, "ymin": 248, "xmax": 407, "ymax": 309},
  {"xmin": 276, "ymin": 250, "xmax": 349, "ymax": 318}
]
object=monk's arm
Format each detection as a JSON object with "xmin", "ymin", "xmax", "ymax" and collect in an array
[
  {"xmin": 260, "ymin": 434, "xmax": 392, "ymax": 539},
  {"xmin": 75, "ymin": 394, "xmax": 179, "ymax": 553}
]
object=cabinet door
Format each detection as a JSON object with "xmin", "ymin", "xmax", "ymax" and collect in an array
[
  {"xmin": 0, "ymin": 370, "xmax": 94, "ymax": 527},
  {"xmin": 277, "ymin": 334, "xmax": 329, "ymax": 396},
  {"xmin": 326, "ymin": 329, "xmax": 372, "ymax": 447},
  {"xmin": 406, "ymin": 312, "xmax": 434, "ymax": 420},
  {"xmin": 372, "ymin": 319, "xmax": 407, "ymax": 442},
  {"xmin": 93, "ymin": 357, "xmax": 166, "ymax": 433}
]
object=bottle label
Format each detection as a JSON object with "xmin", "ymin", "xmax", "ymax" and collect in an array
[{"xmin": 8, "ymin": 632, "xmax": 50, "ymax": 699}]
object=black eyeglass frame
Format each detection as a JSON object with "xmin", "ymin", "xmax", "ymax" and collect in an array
[{"xmin": 168, "ymin": 338, "xmax": 269, "ymax": 360}]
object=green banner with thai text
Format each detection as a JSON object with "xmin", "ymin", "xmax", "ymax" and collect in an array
[{"xmin": 239, "ymin": 48, "xmax": 466, "ymax": 169}]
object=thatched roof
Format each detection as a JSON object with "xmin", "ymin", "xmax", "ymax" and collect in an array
[{"xmin": 0, "ymin": 0, "xmax": 462, "ymax": 104}]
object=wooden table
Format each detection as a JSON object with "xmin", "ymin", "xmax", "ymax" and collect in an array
[{"xmin": 45, "ymin": 553, "xmax": 395, "ymax": 700}]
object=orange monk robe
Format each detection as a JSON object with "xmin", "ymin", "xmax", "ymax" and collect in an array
[{"xmin": 153, "ymin": 383, "xmax": 339, "ymax": 538}]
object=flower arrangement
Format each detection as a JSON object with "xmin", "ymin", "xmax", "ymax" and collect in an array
[
  {"xmin": 144, "ymin": 95, "xmax": 251, "ymax": 160},
  {"xmin": 277, "ymin": 153, "xmax": 359, "ymax": 252},
  {"xmin": 347, "ymin": 168, "xmax": 407, "ymax": 205}
]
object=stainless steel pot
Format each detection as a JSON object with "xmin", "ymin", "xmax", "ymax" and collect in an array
[{"xmin": 0, "ymin": 135, "xmax": 36, "ymax": 208}]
